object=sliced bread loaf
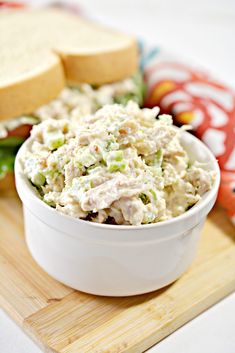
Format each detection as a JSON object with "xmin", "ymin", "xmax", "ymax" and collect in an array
[{"xmin": 0, "ymin": 9, "xmax": 138, "ymax": 120}]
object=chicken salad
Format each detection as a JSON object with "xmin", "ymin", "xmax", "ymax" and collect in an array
[{"xmin": 21, "ymin": 101, "xmax": 216, "ymax": 225}]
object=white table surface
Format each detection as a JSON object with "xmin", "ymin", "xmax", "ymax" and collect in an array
[{"xmin": 1, "ymin": 0, "xmax": 235, "ymax": 352}]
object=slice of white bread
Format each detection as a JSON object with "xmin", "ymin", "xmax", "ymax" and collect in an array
[{"xmin": 0, "ymin": 9, "xmax": 138, "ymax": 121}]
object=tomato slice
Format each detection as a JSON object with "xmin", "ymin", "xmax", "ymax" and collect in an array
[{"xmin": 7, "ymin": 124, "xmax": 33, "ymax": 139}]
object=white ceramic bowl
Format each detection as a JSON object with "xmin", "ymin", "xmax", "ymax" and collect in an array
[{"xmin": 15, "ymin": 130, "xmax": 220, "ymax": 296}]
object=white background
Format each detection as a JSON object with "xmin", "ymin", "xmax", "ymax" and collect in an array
[{"xmin": 1, "ymin": 0, "xmax": 235, "ymax": 352}]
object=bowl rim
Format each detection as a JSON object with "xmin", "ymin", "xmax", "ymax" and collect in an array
[{"xmin": 15, "ymin": 128, "xmax": 221, "ymax": 232}]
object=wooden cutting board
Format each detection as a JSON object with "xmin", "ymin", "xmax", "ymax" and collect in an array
[{"xmin": 0, "ymin": 190, "xmax": 235, "ymax": 353}]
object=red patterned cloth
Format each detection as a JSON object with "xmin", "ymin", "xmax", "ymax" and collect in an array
[
  {"xmin": 0, "ymin": 1, "xmax": 25, "ymax": 8},
  {"xmin": 143, "ymin": 51, "xmax": 235, "ymax": 224}
]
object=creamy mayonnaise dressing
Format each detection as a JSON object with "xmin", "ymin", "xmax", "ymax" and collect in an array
[{"xmin": 21, "ymin": 101, "xmax": 215, "ymax": 225}]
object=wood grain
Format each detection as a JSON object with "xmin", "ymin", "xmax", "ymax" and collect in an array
[
  {"xmin": 0, "ymin": 192, "xmax": 73, "ymax": 325},
  {"xmin": 0, "ymin": 192, "xmax": 234, "ymax": 353}
]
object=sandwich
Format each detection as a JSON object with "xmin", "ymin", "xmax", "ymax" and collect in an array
[{"xmin": 0, "ymin": 8, "xmax": 145, "ymax": 189}]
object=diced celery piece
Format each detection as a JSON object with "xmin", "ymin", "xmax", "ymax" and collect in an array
[
  {"xmin": 45, "ymin": 131, "xmax": 65, "ymax": 150},
  {"xmin": 108, "ymin": 150, "xmax": 124, "ymax": 162},
  {"xmin": 115, "ymin": 151, "xmax": 124, "ymax": 162},
  {"xmin": 155, "ymin": 149, "xmax": 163, "ymax": 167},
  {"xmin": 108, "ymin": 161, "xmax": 126, "ymax": 172},
  {"xmin": 32, "ymin": 172, "xmax": 45, "ymax": 187},
  {"xmin": 149, "ymin": 189, "xmax": 157, "ymax": 201}
]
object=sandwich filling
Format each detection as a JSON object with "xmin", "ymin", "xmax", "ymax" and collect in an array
[{"xmin": 21, "ymin": 101, "xmax": 216, "ymax": 225}]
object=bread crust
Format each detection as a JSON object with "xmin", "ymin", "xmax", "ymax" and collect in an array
[
  {"xmin": 60, "ymin": 39, "xmax": 138, "ymax": 85},
  {"xmin": 0, "ymin": 59, "xmax": 65, "ymax": 121}
]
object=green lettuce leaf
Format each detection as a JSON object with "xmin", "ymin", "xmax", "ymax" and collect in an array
[
  {"xmin": 0, "ymin": 136, "xmax": 24, "ymax": 147},
  {"xmin": 0, "ymin": 137, "xmax": 25, "ymax": 179},
  {"xmin": 0, "ymin": 148, "xmax": 15, "ymax": 178},
  {"xmin": 114, "ymin": 71, "xmax": 146, "ymax": 107}
]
